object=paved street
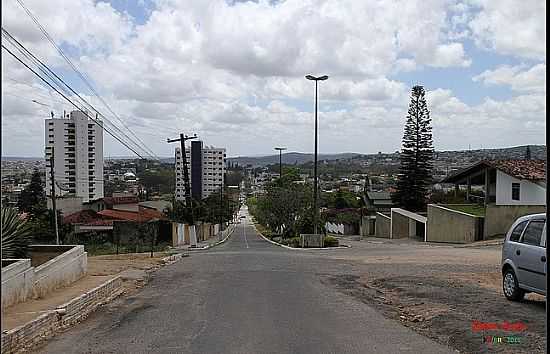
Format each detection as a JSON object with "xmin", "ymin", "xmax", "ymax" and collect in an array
[{"xmin": 37, "ymin": 208, "xmax": 452, "ymax": 354}]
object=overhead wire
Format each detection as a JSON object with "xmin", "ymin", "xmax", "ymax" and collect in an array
[
  {"xmin": 1, "ymin": 40, "xmax": 148, "ymax": 160},
  {"xmin": 2, "ymin": 28, "xmax": 157, "ymax": 161},
  {"xmin": 14, "ymin": 0, "xmax": 160, "ymax": 161}
]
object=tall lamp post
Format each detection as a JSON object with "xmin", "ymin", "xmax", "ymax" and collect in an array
[
  {"xmin": 305, "ymin": 74, "xmax": 328, "ymax": 235},
  {"xmin": 274, "ymin": 147, "xmax": 286, "ymax": 182}
]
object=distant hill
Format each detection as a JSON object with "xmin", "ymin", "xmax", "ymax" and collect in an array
[
  {"xmin": 226, "ymin": 145, "xmax": 546, "ymax": 168},
  {"xmin": 3, "ymin": 145, "xmax": 545, "ymax": 165},
  {"xmin": 1, "ymin": 157, "xmax": 43, "ymax": 161},
  {"xmin": 434, "ymin": 145, "xmax": 546, "ymax": 160},
  {"xmin": 227, "ymin": 152, "xmax": 360, "ymax": 167}
]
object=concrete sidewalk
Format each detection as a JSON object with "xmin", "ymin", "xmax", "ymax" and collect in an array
[{"xmin": 334, "ymin": 234, "xmax": 504, "ymax": 248}]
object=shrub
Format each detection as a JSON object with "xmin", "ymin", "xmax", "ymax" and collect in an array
[
  {"xmin": 324, "ymin": 236, "xmax": 339, "ymax": 247},
  {"xmin": 1, "ymin": 207, "xmax": 32, "ymax": 258},
  {"xmin": 288, "ymin": 237, "xmax": 301, "ymax": 248}
]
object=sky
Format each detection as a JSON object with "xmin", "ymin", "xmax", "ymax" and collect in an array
[{"xmin": 1, "ymin": 0, "xmax": 546, "ymax": 158}]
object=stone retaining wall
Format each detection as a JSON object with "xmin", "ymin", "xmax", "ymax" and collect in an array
[{"xmin": 1, "ymin": 276, "xmax": 123, "ymax": 354}]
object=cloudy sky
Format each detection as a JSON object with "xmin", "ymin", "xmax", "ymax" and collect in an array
[{"xmin": 1, "ymin": 0, "xmax": 546, "ymax": 158}]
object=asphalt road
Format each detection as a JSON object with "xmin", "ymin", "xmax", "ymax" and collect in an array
[{"xmin": 37, "ymin": 208, "xmax": 453, "ymax": 354}]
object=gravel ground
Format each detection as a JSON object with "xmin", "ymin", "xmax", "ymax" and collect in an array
[{"xmin": 320, "ymin": 237, "xmax": 546, "ymax": 353}]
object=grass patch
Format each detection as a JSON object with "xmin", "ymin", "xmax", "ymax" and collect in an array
[{"xmin": 444, "ymin": 204, "xmax": 486, "ymax": 216}]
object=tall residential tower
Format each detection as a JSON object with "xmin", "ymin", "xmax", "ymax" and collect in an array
[
  {"xmin": 175, "ymin": 140, "xmax": 226, "ymax": 201},
  {"xmin": 45, "ymin": 110, "xmax": 104, "ymax": 203}
]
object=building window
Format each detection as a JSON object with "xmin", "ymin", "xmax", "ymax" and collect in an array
[{"xmin": 512, "ymin": 183, "xmax": 520, "ymax": 201}]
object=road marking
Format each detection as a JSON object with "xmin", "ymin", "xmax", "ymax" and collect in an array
[{"xmin": 243, "ymin": 217, "xmax": 249, "ymax": 248}]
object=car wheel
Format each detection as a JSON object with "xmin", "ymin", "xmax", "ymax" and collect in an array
[{"xmin": 503, "ymin": 269, "xmax": 525, "ymax": 301}]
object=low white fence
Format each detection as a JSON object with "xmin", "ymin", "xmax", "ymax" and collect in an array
[{"xmin": 325, "ymin": 222, "xmax": 345, "ymax": 234}]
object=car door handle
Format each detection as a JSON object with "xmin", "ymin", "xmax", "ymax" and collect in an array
[
  {"xmin": 516, "ymin": 249, "xmax": 521, "ymax": 255},
  {"xmin": 542, "ymin": 256, "xmax": 546, "ymax": 262}
]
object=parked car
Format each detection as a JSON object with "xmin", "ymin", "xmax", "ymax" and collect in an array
[{"xmin": 501, "ymin": 213, "xmax": 546, "ymax": 301}]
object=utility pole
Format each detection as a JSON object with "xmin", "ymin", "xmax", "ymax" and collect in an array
[
  {"xmin": 49, "ymin": 146, "xmax": 60, "ymax": 245},
  {"xmin": 167, "ymin": 133, "xmax": 197, "ymax": 224}
]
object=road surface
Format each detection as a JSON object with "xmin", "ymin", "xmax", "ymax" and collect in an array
[{"xmin": 37, "ymin": 208, "xmax": 452, "ymax": 354}]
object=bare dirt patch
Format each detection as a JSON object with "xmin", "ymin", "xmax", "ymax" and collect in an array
[{"xmin": 324, "ymin": 274, "xmax": 545, "ymax": 353}]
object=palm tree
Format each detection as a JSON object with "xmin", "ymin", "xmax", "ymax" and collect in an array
[{"xmin": 2, "ymin": 207, "xmax": 33, "ymax": 258}]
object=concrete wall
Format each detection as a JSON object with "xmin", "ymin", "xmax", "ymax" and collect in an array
[
  {"xmin": 390, "ymin": 212, "xmax": 409, "ymax": 239},
  {"xmin": 485, "ymin": 204, "xmax": 546, "ymax": 238},
  {"xmin": 33, "ymin": 245, "xmax": 87, "ymax": 298},
  {"xmin": 496, "ymin": 170, "xmax": 545, "ymax": 205},
  {"xmin": 426, "ymin": 204, "xmax": 484, "ymax": 243},
  {"xmin": 29, "ymin": 245, "xmax": 75, "ymax": 267},
  {"xmin": 1, "ymin": 245, "xmax": 87, "ymax": 309},
  {"xmin": 300, "ymin": 234, "xmax": 324, "ymax": 248},
  {"xmin": 375, "ymin": 213, "xmax": 390, "ymax": 238},
  {"xmin": 1, "ymin": 259, "xmax": 35, "ymax": 308},
  {"xmin": 113, "ymin": 221, "xmax": 158, "ymax": 246}
]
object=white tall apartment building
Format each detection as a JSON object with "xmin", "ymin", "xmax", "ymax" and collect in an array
[
  {"xmin": 45, "ymin": 110, "xmax": 104, "ymax": 203},
  {"xmin": 175, "ymin": 140, "xmax": 226, "ymax": 201}
]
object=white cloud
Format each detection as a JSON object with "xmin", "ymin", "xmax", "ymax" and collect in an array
[
  {"xmin": 468, "ymin": 0, "xmax": 546, "ymax": 60},
  {"xmin": 0, "ymin": 0, "xmax": 545, "ymax": 157},
  {"xmin": 473, "ymin": 64, "xmax": 546, "ymax": 93},
  {"xmin": 430, "ymin": 43, "xmax": 472, "ymax": 67}
]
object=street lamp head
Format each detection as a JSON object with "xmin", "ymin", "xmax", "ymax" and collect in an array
[
  {"xmin": 274, "ymin": 147, "xmax": 287, "ymax": 151},
  {"xmin": 305, "ymin": 74, "xmax": 329, "ymax": 81}
]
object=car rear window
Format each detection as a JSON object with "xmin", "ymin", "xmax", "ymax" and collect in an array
[
  {"xmin": 520, "ymin": 220, "xmax": 545, "ymax": 247},
  {"xmin": 509, "ymin": 221, "xmax": 527, "ymax": 242}
]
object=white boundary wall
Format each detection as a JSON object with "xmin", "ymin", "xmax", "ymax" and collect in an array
[
  {"xmin": 1, "ymin": 245, "xmax": 87, "ymax": 309},
  {"xmin": 390, "ymin": 208, "xmax": 427, "ymax": 241}
]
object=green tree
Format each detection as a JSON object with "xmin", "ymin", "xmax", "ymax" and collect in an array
[
  {"xmin": 253, "ymin": 180, "xmax": 313, "ymax": 238},
  {"xmin": 138, "ymin": 169, "xmax": 175, "ymax": 195},
  {"xmin": 392, "ymin": 85, "xmax": 434, "ymax": 211},
  {"xmin": 226, "ymin": 170, "xmax": 244, "ymax": 186},
  {"xmin": 17, "ymin": 169, "xmax": 46, "ymax": 215}
]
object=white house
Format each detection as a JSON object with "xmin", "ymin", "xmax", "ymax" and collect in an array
[{"xmin": 441, "ymin": 159, "xmax": 546, "ymax": 206}]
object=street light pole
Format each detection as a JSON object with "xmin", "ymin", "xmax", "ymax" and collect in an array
[
  {"xmin": 305, "ymin": 75, "xmax": 328, "ymax": 235},
  {"xmin": 274, "ymin": 147, "xmax": 286, "ymax": 182}
]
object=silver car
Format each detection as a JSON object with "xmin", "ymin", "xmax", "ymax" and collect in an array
[{"xmin": 501, "ymin": 213, "xmax": 546, "ymax": 301}]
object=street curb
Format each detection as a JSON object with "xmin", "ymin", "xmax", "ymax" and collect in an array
[
  {"xmin": 253, "ymin": 223, "xmax": 351, "ymax": 251},
  {"xmin": 454, "ymin": 240, "xmax": 504, "ymax": 248},
  {"xmin": 185, "ymin": 224, "xmax": 237, "ymax": 251},
  {"xmin": 161, "ymin": 252, "xmax": 189, "ymax": 263}
]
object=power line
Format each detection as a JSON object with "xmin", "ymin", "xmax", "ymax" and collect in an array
[
  {"xmin": 14, "ymin": 0, "xmax": 160, "ymax": 161},
  {"xmin": 1, "ymin": 41, "xmax": 148, "ymax": 160},
  {"xmin": 2, "ymin": 27, "xmax": 158, "ymax": 161}
]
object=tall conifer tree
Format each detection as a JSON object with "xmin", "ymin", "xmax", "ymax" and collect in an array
[{"xmin": 392, "ymin": 85, "xmax": 434, "ymax": 211}]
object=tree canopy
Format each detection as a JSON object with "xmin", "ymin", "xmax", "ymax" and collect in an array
[
  {"xmin": 17, "ymin": 169, "xmax": 46, "ymax": 216},
  {"xmin": 392, "ymin": 85, "xmax": 434, "ymax": 211}
]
